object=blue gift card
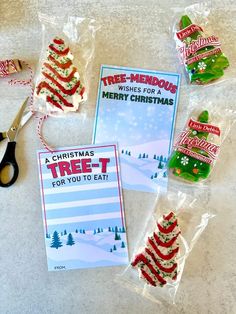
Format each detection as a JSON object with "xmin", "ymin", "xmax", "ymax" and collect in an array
[
  {"xmin": 93, "ymin": 65, "xmax": 181, "ymax": 193},
  {"xmin": 37, "ymin": 144, "xmax": 128, "ymax": 271}
]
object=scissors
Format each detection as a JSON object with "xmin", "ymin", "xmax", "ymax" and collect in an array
[{"xmin": 0, "ymin": 98, "xmax": 32, "ymax": 187}]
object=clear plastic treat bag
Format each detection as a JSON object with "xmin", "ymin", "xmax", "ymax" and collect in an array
[
  {"xmin": 172, "ymin": 1, "xmax": 234, "ymax": 85},
  {"xmin": 34, "ymin": 13, "xmax": 99, "ymax": 116},
  {"xmin": 117, "ymin": 189, "xmax": 214, "ymax": 304},
  {"xmin": 168, "ymin": 79, "xmax": 236, "ymax": 187}
]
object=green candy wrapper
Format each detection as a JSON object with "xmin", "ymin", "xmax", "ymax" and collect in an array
[
  {"xmin": 175, "ymin": 15, "xmax": 229, "ymax": 84},
  {"xmin": 168, "ymin": 110, "xmax": 221, "ymax": 182}
]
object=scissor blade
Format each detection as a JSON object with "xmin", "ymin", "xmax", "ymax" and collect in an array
[
  {"xmin": 7, "ymin": 97, "xmax": 29, "ymax": 142},
  {"xmin": 20, "ymin": 110, "xmax": 32, "ymax": 129}
]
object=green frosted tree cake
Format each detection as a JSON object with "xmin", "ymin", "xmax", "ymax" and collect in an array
[
  {"xmin": 168, "ymin": 111, "xmax": 217, "ymax": 182},
  {"xmin": 176, "ymin": 15, "xmax": 229, "ymax": 84}
]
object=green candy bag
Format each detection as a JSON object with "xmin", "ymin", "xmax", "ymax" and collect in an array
[
  {"xmin": 175, "ymin": 15, "xmax": 229, "ymax": 84},
  {"xmin": 168, "ymin": 110, "xmax": 221, "ymax": 182}
]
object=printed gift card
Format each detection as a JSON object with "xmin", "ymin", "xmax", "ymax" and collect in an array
[
  {"xmin": 37, "ymin": 144, "xmax": 128, "ymax": 271},
  {"xmin": 93, "ymin": 65, "xmax": 181, "ymax": 193}
]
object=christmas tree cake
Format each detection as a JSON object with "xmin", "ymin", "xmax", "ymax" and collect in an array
[
  {"xmin": 168, "ymin": 110, "xmax": 221, "ymax": 182},
  {"xmin": 131, "ymin": 212, "xmax": 180, "ymax": 287},
  {"xmin": 176, "ymin": 15, "xmax": 229, "ymax": 84},
  {"xmin": 36, "ymin": 37, "xmax": 87, "ymax": 112}
]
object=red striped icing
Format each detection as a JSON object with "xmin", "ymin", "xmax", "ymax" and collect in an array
[
  {"xmin": 145, "ymin": 248, "xmax": 177, "ymax": 273},
  {"xmin": 133, "ymin": 255, "xmax": 167, "ymax": 285},
  {"xmin": 132, "ymin": 251, "xmax": 177, "ymax": 274},
  {"xmin": 42, "ymin": 71, "xmax": 81, "ymax": 96},
  {"xmin": 49, "ymin": 55, "xmax": 72, "ymax": 69},
  {"xmin": 79, "ymin": 86, "xmax": 85, "ymax": 97},
  {"xmin": 53, "ymin": 38, "xmax": 64, "ymax": 45},
  {"xmin": 36, "ymin": 82, "xmax": 74, "ymax": 107},
  {"xmin": 157, "ymin": 219, "xmax": 178, "ymax": 234},
  {"xmin": 148, "ymin": 238, "xmax": 179, "ymax": 260},
  {"xmin": 46, "ymin": 96, "xmax": 63, "ymax": 111},
  {"xmin": 44, "ymin": 62, "xmax": 77, "ymax": 82},
  {"xmin": 164, "ymin": 212, "xmax": 174, "ymax": 221},
  {"xmin": 49, "ymin": 45, "xmax": 70, "ymax": 56},
  {"xmin": 131, "ymin": 212, "xmax": 180, "ymax": 287},
  {"xmin": 153, "ymin": 231, "xmax": 180, "ymax": 248},
  {"xmin": 141, "ymin": 269, "xmax": 156, "ymax": 286}
]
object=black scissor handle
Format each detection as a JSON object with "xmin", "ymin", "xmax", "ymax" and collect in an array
[
  {"xmin": 0, "ymin": 132, "xmax": 5, "ymax": 142},
  {"xmin": 0, "ymin": 141, "xmax": 19, "ymax": 187}
]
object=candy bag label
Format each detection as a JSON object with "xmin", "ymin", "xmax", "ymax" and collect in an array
[
  {"xmin": 168, "ymin": 111, "xmax": 221, "ymax": 182},
  {"xmin": 174, "ymin": 15, "xmax": 229, "ymax": 84},
  {"xmin": 174, "ymin": 119, "xmax": 220, "ymax": 165}
]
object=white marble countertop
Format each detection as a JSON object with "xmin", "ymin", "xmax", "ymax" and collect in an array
[{"xmin": 0, "ymin": 1, "xmax": 236, "ymax": 313}]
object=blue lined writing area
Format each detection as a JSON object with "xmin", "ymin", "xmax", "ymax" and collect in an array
[
  {"xmin": 46, "ymin": 202, "xmax": 122, "ymax": 220},
  {"xmin": 44, "ymin": 187, "xmax": 119, "ymax": 204}
]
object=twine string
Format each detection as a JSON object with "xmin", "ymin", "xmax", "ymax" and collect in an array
[{"xmin": 4, "ymin": 60, "xmax": 53, "ymax": 152}]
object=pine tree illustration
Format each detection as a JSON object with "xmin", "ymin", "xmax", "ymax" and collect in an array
[
  {"xmin": 178, "ymin": 15, "xmax": 229, "ymax": 84},
  {"xmin": 115, "ymin": 233, "xmax": 121, "ymax": 240},
  {"xmin": 64, "ymin": 229, "xmax": 67, "ymax": 235},
  {"xmin": 168, "ymin": 111, "xmax": 211, "ymax": 182},
  {"xmin": 36, "ymin": 37, "xmax": 86, "ymax": 112},
  {"xmin": 66, "ymin": 233, "xmax": 75, "ymax": 246},
  {"xmin": 50, "ymin": 231, "xmax": 63, "ymax": 249},
  {"xmin": 113, "ymin": 245, "xmax": 117, "ymax": 251},
  {"xmin": 121, "ymin": 241, "xmax": 126, "ymax": 248}
]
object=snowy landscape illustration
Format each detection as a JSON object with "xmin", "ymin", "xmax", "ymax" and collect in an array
[
  {"xmin": 45, "ymin": 226, "xmax": 128, "ymax": 271},
  {"xmin": 119, "ymin": 145, "xmax": 168, "ymax": 192}
]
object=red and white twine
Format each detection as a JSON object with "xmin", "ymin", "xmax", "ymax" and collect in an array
[
  {"xmin": 2, "ymin": 60, "xmax": 53, "ymax": 152},
  {"xmin": 0, "ymin": 60, "xmax": 17, "ymax": 77}
]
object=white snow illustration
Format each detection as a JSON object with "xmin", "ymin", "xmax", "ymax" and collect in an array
[{"xmin": 46, "ymin": 229, "xmax": 128, "ymax": 270}]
